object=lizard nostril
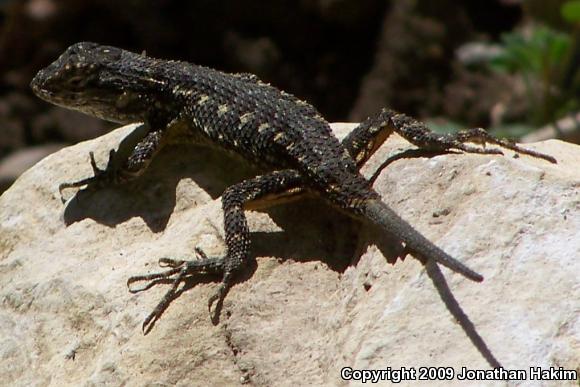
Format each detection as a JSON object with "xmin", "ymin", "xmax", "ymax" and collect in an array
[{"xmin": 30, "ymin": 72, "xmax": 41, "ymax": 89}]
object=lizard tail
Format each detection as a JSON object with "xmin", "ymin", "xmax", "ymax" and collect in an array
[{"xmin": 363, "ymin": 199, "xmax": 483, "ymax": 282}]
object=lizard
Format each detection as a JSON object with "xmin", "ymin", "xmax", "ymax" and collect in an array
[{"xmin": 30, "ymin": 42, "xmax": 556, "ymax": 333}]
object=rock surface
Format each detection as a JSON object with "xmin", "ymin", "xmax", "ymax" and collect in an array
[{"xmin": 0, "ymin": 123, "xmax": 578, "ymax": 386}]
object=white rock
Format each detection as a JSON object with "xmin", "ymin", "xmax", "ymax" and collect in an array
[{"xmin": 0, "ymin": 123, "xmax": 578, "ymax": 386}]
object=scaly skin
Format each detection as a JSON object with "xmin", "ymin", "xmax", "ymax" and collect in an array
[{"xmin": 31, "ymin": 42, "xmax": 556, "ymax": 332}]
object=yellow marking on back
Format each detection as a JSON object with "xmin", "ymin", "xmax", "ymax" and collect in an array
[
  {"xmin": 198, "ymin": 95, "xmax": 210, "ymax": 105},
  {"xmin": 240, "ymin": 112, "xmax": 254, "ymax": 124},
  {"xmin": 257, "ymin": 123, "xmax": 270, "ymax": 133},
  {"xmin": 218, "ymin": 104, "xmax": 229, "ymax": 115}
]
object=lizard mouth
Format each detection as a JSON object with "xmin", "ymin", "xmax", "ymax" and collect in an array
[
  {"xmin": 31, "ymin": 86, "xmax": 54, "ymax": 101},
  {"xmin": 30, "ymin": 72, "xmax": 86, "ymax": 108},
  {"xmin": 30, "ymin": 71, "xmax": 55, "ymax": 102},
  {"xmin": 31, "ymin": 84, "xmax": 74, "ymax": 107},
  {"xmin": 30, "ymin": 68, "xmax": 80, "ymax": 105}
]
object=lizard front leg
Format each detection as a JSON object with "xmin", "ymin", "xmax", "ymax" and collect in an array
[
  {"xmin": 59, "ymin": 129, "xmax": 166, "ymax": 199},
  {"xmin": 127, "ymin": 169, "xmax": 305, "ymax": 332}
]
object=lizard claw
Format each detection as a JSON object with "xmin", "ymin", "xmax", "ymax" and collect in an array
[
  {"xmin": 158, "ymin": 257, "xmax": 186, "ymax": 268},
  {"xmin": 127, "ymin": 250, "xmax": 226, "ymax": 333},
  {"xmin": 127, "ymin": 260, "xmax": 185, "ymax": 293},
  {"xmin": 208, "ymin": 281, "xmax": 229, "ymax": 325},
  {"xmin": 454, "ymin": 128, "xmax": 557, "ymax": 163}
]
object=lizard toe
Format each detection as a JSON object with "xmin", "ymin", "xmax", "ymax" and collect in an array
[{"xmin": 127, "ymin": 252, "xmax": 226, "ymax": 333}]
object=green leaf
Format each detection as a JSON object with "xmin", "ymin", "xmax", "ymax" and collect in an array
[
  {"xmin": 490, "ymin": 124, "xmax": 537, "ymax": 139},
  {"xmin": 424, "ymin": 120, "xmax": 465, "ymax": 134},
  {"xmin": 562, "ymin": 0, "xmax": 580, "ymax": 22},
  {"xmin": 547, "ymin": 33, "xmax": 571, "ymax": 64}
]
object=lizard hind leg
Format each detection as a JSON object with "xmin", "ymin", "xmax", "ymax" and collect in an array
[
  {"xmin": 342, "ymin": 111, "xmax": 396, "ymax": 168},
  {"xmin": 127, "ymin": 249, "xmax": 225, "ymax": 334},
  {"xmin": 127, "ymin": 169, "xmax": 306, "ymax": 332},
  {"xmin": 387, "ymin": 110, "xmax": 556, "ymax": 163}
]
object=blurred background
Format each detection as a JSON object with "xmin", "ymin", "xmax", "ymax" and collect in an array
[{"xmin": 0, "ymin": 0, "xmax": 578, "ymax": 193}]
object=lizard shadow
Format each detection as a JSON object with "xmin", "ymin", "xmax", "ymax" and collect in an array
[
  {"xmin": 421, "ymin": 257, "xmax": 502, "ymax": 368},
  {"xmin": 62, "ymin": 142, "xmax": 262, "ymax": 232},
  {"xmin": 257, "ymin": 200, "xmax": 501, "ymax": 369},
  {"xmin": 62, "ymin": 140, "xmax": 500, "ymax": 367}
]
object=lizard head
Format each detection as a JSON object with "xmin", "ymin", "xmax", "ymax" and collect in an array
[{"xmin": 31, "ymin": 42, "xmax": 148, "ymax": 123}]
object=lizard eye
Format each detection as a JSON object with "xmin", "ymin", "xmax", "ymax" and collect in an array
[{"xmin": 67, "ymin": 76, "xmax": 85, "ymax": 88}]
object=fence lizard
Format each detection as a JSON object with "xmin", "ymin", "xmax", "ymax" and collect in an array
[{"xmin": 31, "ymin": 42, "xmax": 556, "ymax": 332}]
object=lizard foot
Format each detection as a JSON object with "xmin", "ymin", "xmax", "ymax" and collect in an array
[
  {"xmin": 453, "ymin": 128, "xmax": 557, "ymax": 163},
  {"xmin": 127, "ymin": 247, "xmax": 225, "ymax": 334},
  {"xmin": 58, "ymin": 149, "xmax": 118, "ymax": 202}
]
